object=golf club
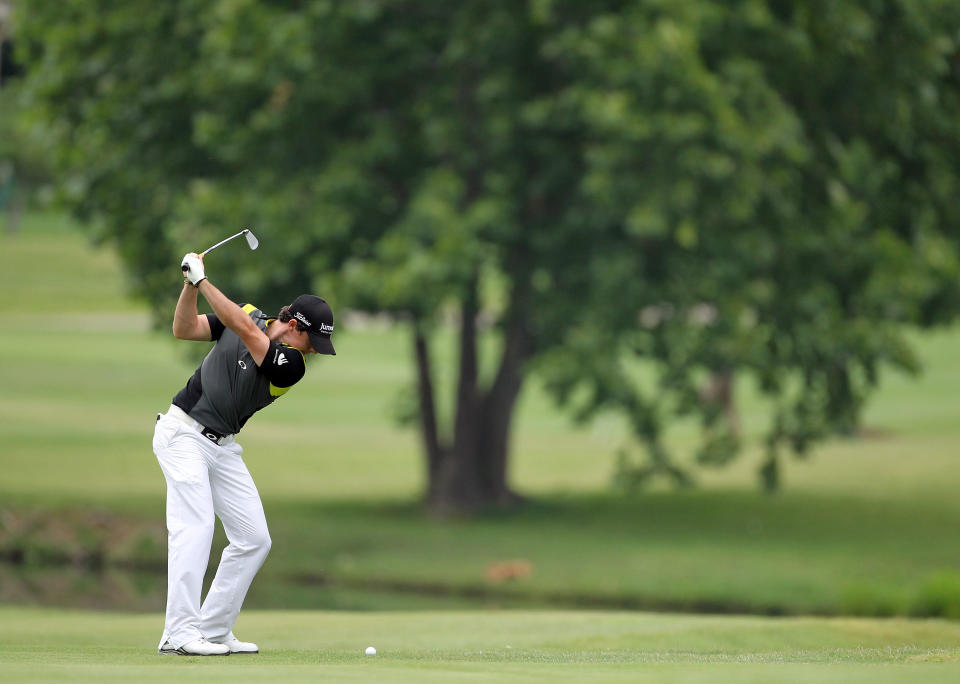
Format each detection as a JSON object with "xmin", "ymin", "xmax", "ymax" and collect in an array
[
  {"xmin": 200, "ymin": 228, "xmax": 260, "ymax": 256},
  {"xmin": 182, "ymin": 228, "xmax": 259, "ymax": 276}
]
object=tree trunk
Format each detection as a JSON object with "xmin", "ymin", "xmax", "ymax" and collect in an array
[
  {"xmin": 412, "ymin": 320, "xmax": 445, "ymax": 502},
  {"xmin": 426, "ymin": 285, "xmax": 534, "ymax": 514},
  {"xmin": 431, "ymin": 272, "xmax": 483, "ymax": 513},
  {"xmin": 700, "ymin": 368, "xmax": 739, "ymax": 436},
  {"xmin": 476, "ymin": 317, "xmax": 531, "ymax": 505}
]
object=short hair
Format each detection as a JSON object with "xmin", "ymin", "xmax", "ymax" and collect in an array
[{"xmin": 276, "ymin": 305, "xmax": 308, "ymax": 331}]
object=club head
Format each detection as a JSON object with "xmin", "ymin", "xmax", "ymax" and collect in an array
[{"xmin": 243, "ymin": 229, "xmax": 259, "ymax": 250}]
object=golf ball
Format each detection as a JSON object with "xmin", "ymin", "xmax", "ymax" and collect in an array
[{"xmin": 365, "ymin": 646, "xmax": 377, "ymax": 655}]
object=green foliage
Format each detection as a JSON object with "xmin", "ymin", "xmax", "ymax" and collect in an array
[
  {"xmin": 0, "ymin": 80, "xmax": 51, "ymax": 203},
  {"xmin": 532, "ymin": 0, "xmax": 960, "ymax": 487},
  {"xmin": 913, "ymin": 571, "xmax": 960, "ymax": 620},
  {"xmin": 14, "ymin": 0, "xmax": 960, "ymax": 490}
]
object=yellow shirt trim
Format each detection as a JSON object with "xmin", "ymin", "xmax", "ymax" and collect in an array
[{"xmin": 269, "ymin": 384, "xmax": 291, "ymax": 397}]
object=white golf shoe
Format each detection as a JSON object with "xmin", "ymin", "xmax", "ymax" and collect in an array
[
  {"xmin": 210, "ymin": 634, "xmax": 259, "ymax": 654},
  {"xmin": 158, "ymin": 637, "xmax": 230, "ymax": 656}
]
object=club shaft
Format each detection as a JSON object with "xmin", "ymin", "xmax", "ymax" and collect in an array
[{"xmin": 201, "ymin": 230, "xmax": 248, "ymax": 256}]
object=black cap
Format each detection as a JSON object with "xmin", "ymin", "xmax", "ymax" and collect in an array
[{"xmin": 288, "ymin": 295, "xmax": 336, "ymax": 355}]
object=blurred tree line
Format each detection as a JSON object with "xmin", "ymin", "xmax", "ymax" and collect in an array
[
  {"xmin": 12, "ymin": 0, "xmax": 960, "ymax": 512},
  {"xmin": 1, "ymin": 1, "xmax": 26, "ymax": 228}
]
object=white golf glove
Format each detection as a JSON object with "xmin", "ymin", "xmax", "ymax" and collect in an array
[{"xmin": 181, "ymin": 253, "xmax": 207, "ymax": 286}]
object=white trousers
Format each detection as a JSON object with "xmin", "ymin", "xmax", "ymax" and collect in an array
[{"xmin": 153, "ymin": 410, "xmax": 271, "ymax": 648}]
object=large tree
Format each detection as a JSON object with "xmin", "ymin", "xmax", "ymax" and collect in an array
[{"xmin": 16, "ymin": 0, "xmax": 960, "ymax": 511}]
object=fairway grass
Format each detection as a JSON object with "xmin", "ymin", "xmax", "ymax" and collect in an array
[{"xmin": 1, "ymin": 605, "xmax": 959, "ymax": 683}]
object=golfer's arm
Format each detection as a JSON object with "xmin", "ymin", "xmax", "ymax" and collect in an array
[
  {"xmin": 196, "ymin": 279, "xmax": 270, "ymax": 365},
  {"xmin": 172, "ymin": 284, "xmax": 212, "ymax": 341}
]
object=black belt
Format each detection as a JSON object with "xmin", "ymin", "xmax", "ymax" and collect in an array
[
  {"xmin": 161, "ymin": 405, "xmax": 233, "ymax": 446},
  {"xmin": 199, "ymin": 427, "xmax": 228, "ymax": 444}
]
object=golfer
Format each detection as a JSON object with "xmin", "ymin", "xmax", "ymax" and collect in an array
[{"xmin": 153, "ymin": 252, "xmax": 335, "ymax": 656}]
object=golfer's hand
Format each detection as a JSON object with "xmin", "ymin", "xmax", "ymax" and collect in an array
[{"xmin": 181, "ymin": 253, "xmax": 207, "ymax": 286}]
